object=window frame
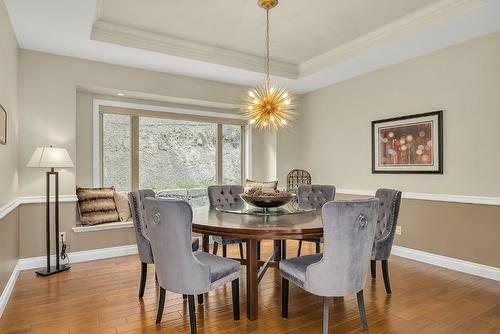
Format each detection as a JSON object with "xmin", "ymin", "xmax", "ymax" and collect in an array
[{"xmin": 93, "ymin": 99, "xmax": 250, "ymax": 191}]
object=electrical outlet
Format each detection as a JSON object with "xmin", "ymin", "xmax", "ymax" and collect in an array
[
  {"xmin": 59, "ymin": 232, "xmax": 66, "ymax": 242},
  {"xmin": 396, "ymin": 225, "xmax": 402, "ymax": 235}
]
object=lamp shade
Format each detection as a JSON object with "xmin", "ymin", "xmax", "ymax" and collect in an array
[{"xmin": 27, "ymin": 147, "xmax": 74, "ymax": 168}]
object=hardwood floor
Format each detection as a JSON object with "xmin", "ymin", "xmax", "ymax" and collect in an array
[{"xmin": 1, "ymin": 241, "xmax": 499, "ymax": 334}]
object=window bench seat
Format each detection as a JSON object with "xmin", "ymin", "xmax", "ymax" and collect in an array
[{"xmin": 72, "ymin": 221, "xmax": 133, "ymax": 233}]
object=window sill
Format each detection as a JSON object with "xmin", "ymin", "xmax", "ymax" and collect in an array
[{"xmin": 72, "ymin": 221, "xmax": 133, "ymax": 233}]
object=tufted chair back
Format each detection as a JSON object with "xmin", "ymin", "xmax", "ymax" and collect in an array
[
  {"xmin": 128, "ymin": 189, "xmax": 156, "ymax": 264},
  {"xmin": 305, "ymin": 199, "xmax": 379, "ymax": 296},
  {"xmin": 371, "ymin": 188, "xmax": 402, "ymax": 261},
  {"xmin": 297, "ymin": 185, "xmax": 336, "ymax": 209},
  {"xmin": 208, "ymin": 185, "xmax": 245, "ymax": 210},
  {"xmin": 144, "ymin": 198, "xmax": 212, "ymax": 294}
]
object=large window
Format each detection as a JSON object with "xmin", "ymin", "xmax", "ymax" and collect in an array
[
  {"xmin": 99, "ymin": 105, "xmax": 246, "ymax": 205},
  {"xmin": 101, "ymin": 113, "xmax": 131, "ymax": 192},
  {"xmin": 139, "ymin": 117, "xmax": 217, "ymax": 190}
]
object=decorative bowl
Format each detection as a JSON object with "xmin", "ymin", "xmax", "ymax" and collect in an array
[{"xmin": 240, "ymin": 193, "xmax": 295, "ymax": 208}]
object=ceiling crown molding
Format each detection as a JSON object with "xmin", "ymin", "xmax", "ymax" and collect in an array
[
  {"xmin": 299, "ymin": 0, "xmax": 487, "ymax": 77},
  {"xmin": 91, "ymin": 20, "xmax": 298, "ymax": 79}
]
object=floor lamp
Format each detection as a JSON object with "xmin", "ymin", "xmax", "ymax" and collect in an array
[{"xmin": 27, "ymin": 146, "xmax": 74, "ymax": 276}]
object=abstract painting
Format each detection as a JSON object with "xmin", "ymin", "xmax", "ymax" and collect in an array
[{"xmin": 372, "ymin": 111, "xmax": 443, "ymax": 173}]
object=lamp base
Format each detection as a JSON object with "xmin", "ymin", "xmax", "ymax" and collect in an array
[{"xmin": 35, "ymin": 264, "xmax": 71, "ymax": 276}]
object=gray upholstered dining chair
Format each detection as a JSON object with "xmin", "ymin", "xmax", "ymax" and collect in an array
[
  {"xmin": 370, "ymin": 188, "xmax": 402, "ymax": 294},
  {"xmin": 128, "ymin": 190, "xmax": 200, "ymax": 299},
  {"xmin": 207, "ymin": 185, "xmax": 245, "ymax": 259},
  {"xmin": 143, "ymin": 198, "xmax": 241, "ymax": 334},
  {"xmin": 280, "ymin": 199, "xmax": 379, "ymax": 334},
  {"xmin": 296, "ymin": 185, "xmax": 336, "ymax": 257}
]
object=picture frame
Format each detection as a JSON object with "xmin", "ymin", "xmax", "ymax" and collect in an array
[
  {"xmin": 372, "ymin": 111, "xmax": 443, "ymax": 174},
  {"xmin": 0, "ymin": 104, "xmax": 6, "ymax": 145}
]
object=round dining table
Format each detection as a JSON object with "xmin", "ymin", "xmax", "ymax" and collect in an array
[{"xmin": 191, "ymin": 204, "xmax": 323, "ymax": 321}]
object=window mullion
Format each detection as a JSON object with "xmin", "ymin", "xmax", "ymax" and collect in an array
[
  {"xmin": 241, "ymin": 125, "xmax": 245, "ymax": 185},
  {"xmin": 131, "ymin": 116, "xmax": 140, "ymax": 191},
  {"xmin": 99, "ymin": 112, "xmax": 104, "ymax": 187},
  {"xmin": 217, "ymin": 124, "xmax": 223, "ymax": 185}
]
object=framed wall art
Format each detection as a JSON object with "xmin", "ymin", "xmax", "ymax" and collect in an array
[{"xmin": 372, "ymin": 111, "xmax": 443, "ymax": 174}]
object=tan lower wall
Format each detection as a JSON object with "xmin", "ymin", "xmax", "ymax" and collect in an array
[
  {"xmin": 336, "ymin": 194, "xmax": 500, "ymax": 268},
  {"xmin": 19, "ymin": 203, "xmax": 135, "ymax": 259},
  {"xmin": 0, "ymin": 209, "xmax": 19, "ymax": 294},
  {"xmin": 15, "ymin": 197, "xmax": 500, "ymax": 268}
]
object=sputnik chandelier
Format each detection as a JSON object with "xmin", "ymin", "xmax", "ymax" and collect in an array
[{"xmin": 241, "ymin": 0, "xmax": 296, "ymax": 131}]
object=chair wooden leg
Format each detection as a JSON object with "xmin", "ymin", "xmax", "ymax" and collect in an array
[
  {"xmin": 382, "ymin": 260, "xmax": 392, "ymax": 294},
  {"xmin": 239, "ymin": 243, "xmax": 244, "ymax": 259},
  {"xmin": 212, "ymin": 242, "xmax": 219, "ymax": 255},
  {"xmin": 223, "ymin": 245, "xmax": 227, "ymax": 258},
  {"xmin": 282, "ymin": 278, "xmax": 289, "ymax": 318},
  {"xmin": 356, "ymin": 290, "xmax": 368, "ymax": 332},
  {"xmin": 139, "ymin": 262, "xmax": 147, "ymax": 298},
  {"xmin": 155, "ymin": 270, "xmax": 158, "ymax": 283},
  {"xmin": 188, "ymin": 295, "xmax": 197, "ymax": 334},
  {"xmin": 370, "ymin": 260, "xmax": 376, "ymax": 279},
  {"xmin": 257, "ymin": 241, "xmax": 261, "ymax": 260},
  {"xmin": 156, "ymin": 287, "xmax": 166, "ymax": 324},
  {"xmin": 315, "ymin": 241, "xmax": 321, "ymax": 254},
  {"xmin": 183, "ymin": 294, "xmax": 187, "ymax": 300},
  {"xmin": 297, "ymin": 240, "xmax": 302, "ymax": 257},
  {"xmin": 274, "ymin": 240, "xmax": 282, "ymax": 263},
  {"xmin": 322, "ymin": 296, "xmax": 331, "ymax": 334},
  {"xmin": 281, "ymin": 240, "xmax": 287, "ymax": 260},
  {"xmin": 197, "ymin": 294, "xmax": 203, "ymax": 304},
  {"xmin": 232, "ymin": 278, "xmax": 240, "ymax": 320}
]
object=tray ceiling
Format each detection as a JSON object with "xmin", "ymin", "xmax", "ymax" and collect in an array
[
  {"xmin": 96, "ymin": 0, "xmax": 437, "ymax": 64},
  {"xmin": 5, "ymin": 0, "xmax": 500, "ymax": 93}
]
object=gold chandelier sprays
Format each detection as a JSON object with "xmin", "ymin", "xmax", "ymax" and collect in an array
[{"xmin": 241, "ymin": 0, "xmax": 296, "ymax": 131}]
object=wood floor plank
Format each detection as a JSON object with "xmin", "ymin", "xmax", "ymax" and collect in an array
[{"xmin": 1, "ymin": 241, "xmax": 499, "ymax": 333}]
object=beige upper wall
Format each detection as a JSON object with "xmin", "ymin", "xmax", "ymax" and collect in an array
[
  {"xmin": 277, "ymin": 30, "xmax": 500, "ymax": 197},
  {"xmin": 0, "ymin": 0, "xmax": 19, "ymax": 207},
  {"xmin": 251, "ymin": 130, "xmax": 277, "ymax": 182},
  {"xmin": 18, "ymin": 50, "xmax": 279, "ymax": 196}
]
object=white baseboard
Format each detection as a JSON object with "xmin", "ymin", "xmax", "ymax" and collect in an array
[
  {"xmin": 17, "ymin": 244, "xmax": 139, "ymax": 271},
  {"xmin": 392, "ymin": 245, "xmax": 500, "ymax": 281},
  {"xmin": 0, "ymin": 262, "xmax": 20, "ymax": 318}
]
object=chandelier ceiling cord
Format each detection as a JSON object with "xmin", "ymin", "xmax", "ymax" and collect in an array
[{"xmin": 242, "ymin": 0, "xmax": 296, "ymax": 131}]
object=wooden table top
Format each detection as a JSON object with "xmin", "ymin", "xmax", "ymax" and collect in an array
[{"xmin": 192, "ymin": 206, "xmax": 324, "ymax": 240}]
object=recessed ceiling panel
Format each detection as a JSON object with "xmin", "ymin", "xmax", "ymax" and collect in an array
[{"xmin": 98, "ymin": 0, "xmax": 438, "ymax": 64}]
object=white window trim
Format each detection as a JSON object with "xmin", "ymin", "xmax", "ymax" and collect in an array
[
  {"xmin": 72, "ymin": 221, "xmax": 133, "ymax": 233},
  {"xmin": 93, "ymin": 99, "xmax": 251, "ymax": 187}
]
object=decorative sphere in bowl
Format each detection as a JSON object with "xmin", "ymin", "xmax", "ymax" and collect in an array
[{"xmin": 240, "ymin": 190, "xmax": 295, "ymax": 208}]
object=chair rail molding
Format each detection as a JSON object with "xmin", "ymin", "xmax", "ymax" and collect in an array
[
  {"xmin": 336, "ymin": 188, "xmax": 500, "ymax": 206},
  {"xmin": 0, "ymin": 198, "xmax": 20, "ymax": 220},
  {"xmin": 0, "ymin": 195, "xmax": 78, "ymax": 221}
]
